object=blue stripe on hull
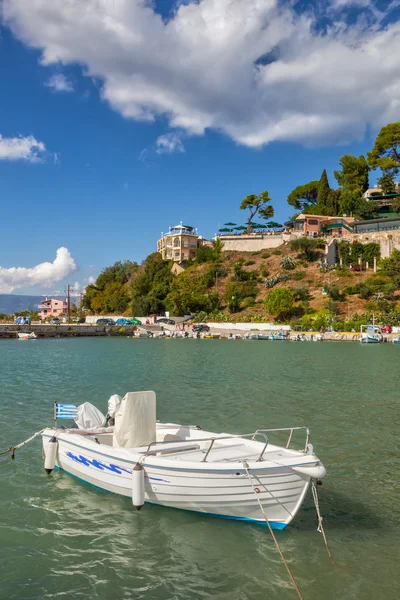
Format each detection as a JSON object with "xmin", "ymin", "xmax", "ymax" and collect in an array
[{"xmin": 54, "ymin": 465, "xmax": 288, "ymax": 530}]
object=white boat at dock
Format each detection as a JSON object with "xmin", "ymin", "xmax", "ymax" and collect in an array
[
  {"xmin": 17, "ymin": 332, "xmax": 37, "ymax": 340},
  {"xmin": 42, "ymin": 392, "xmax": 326, "ymax": 530},
  {"xmin": 360, "ymin": 319, "xmax": 382, "ymax": 344}
]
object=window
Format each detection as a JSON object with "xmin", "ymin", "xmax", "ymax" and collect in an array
[{"xmin": 307, "ymin": 219, "xmax": 319, "ymax": 225}]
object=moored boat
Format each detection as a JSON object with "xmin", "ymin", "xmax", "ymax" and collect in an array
[
  {"xmin": 17, "ymin": 332, "xmax": 37, "ymax": 340},
  {"xmin": 41, "ymin": 392, "xmax": 326, "ymax": 529}
]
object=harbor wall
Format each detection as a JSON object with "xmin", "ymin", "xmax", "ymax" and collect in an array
[{"xmin": 0, "ymin": 324, "xmax": 138, "ymax": 338}]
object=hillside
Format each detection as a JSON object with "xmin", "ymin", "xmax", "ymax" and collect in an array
[
  {"xmin": 82, "ymin": 243, "xmax": 400, "ymax": 329},
  {"xmin": 185, "ymin": 244, "xmax": 398, "ymax": 323}
]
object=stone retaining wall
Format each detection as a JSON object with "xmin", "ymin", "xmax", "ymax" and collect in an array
[{"xmin": 219, "ymin": 232, "xmax": 294, "ymax": 252}]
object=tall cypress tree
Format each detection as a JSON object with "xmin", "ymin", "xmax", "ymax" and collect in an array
[{"xmin": 318, "ymin": 169, "xmax": 330, "ymax": 208}]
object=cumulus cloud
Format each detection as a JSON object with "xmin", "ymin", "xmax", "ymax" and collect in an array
[
  {"xmin": 3, "ymin": 0, "xmax": 400, "ymax": 147},
  {"xmin": 0, "ymin": 247, "xmax": 78, "ymax": 293},
  {"xmin": 0, "ymin": 133, "xmax": 47, "ymax": 162},
  {"xmin": 45, "ymin": 73, "xmax": 74, "ymax": 92}
]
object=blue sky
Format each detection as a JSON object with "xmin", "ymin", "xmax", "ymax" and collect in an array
[{"xmin": 0, "ymin": 0, "xmax": 399, "ymax": 295}]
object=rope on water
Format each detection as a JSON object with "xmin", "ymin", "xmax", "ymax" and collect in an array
[
  {"xmin": 0, "ymin": 429, "xmax": 45, "ymax": 459},
  {"xmin": 242, "ymin": 461, "xmax": 305, "ymax": 600},
  {"xmin": 311, "ymin": 480, "xmax": 335, "ymax": 565}
]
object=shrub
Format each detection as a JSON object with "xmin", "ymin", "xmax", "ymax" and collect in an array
[
  {"xmin": 324, "ymin": 283, "xmax": 343, "ymax": 301},
  {"xmin": 261, "ymin": 252, "xmax": 271, "ymax": 259},
  {"xmin": 272, "ymin": 250, "xmax": 282, "ymax": 256},
  {"xmin": 264, "ymin": 273, "xmax": 290, "ymax": 288},
  {"xmin": 290, "ymin": 237, "xmax": 324, "ymax": 261},
  {"xmin": 265, "ymin": 288, "xmax": 294, "ymax": 318},
  {"xmin": 251, "ymin": 251, "xmax": 260, "ymax": 256},
  {"xmin": 281, "ymin": 256, "xmax": 296, "ymax": 270},
  {"xmin": 293, "ymin": 287, "xmax": 310, "ymax": 302},
  {"xmin": 194, "ymin": 311, "xmax": 208, "ymax": 323},
  {"xmin": 225, "ymin": 282, "xmax": 242, "ymax": 313},
  {"xmin": 244, "ymin": 260, "xmax": 255, "ymax": 266},
  {"xmin": 233, "ymin": 260, "xmax": 257, "ymax": 281},
  {"xmin": 260, "ymin": 265, "xmax": 269, "ymax": 277},
  {"xmin": 194, "ymin": 245, "xmax": 215, "ymax": 264},
  {"xmin": 291, "ymin": 271, "xmax": 306, "ymax": 281},
  {"xmin": 243, "ymin": 297, "xmax": 256, "ymax": 308},
  {"xmin": 338, "ymin": 240, "xmax": 381, "ymax": 268}
]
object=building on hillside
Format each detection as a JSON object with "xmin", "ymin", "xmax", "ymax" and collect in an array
[
  {"xmin": 39, "ymin": 298, "xmax": 68, "ymax": 320},
  {"xmin": 157, "ymin": 223, "xmax": 208, "ymax": 273},
  {"xmin": 363, "ymin": 187, "xmax": 400, "ymax": 218},
  {"xmin": 353, "ymin": 216, "xmax": 400, "ymax": 234},
  {"xmin": 293, "ymin": 214, "xmax": 355, "ymax": 237}
]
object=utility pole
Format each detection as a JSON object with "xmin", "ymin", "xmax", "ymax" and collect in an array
[{"xmin": 65, "ymin": 284, "xmax": 74, "ymax": 324}]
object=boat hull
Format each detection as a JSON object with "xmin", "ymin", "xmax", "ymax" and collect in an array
[{"xmin": 42, "ymin": 431, "xmax": 315, "ymax": 529}]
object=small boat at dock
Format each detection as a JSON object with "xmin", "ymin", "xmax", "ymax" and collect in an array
[
  {"xmin": 41, "ymin": 392, "xmax": 326, "ymax": 529},
  {"xmin": 17, "ymin": 332, "xmax": 37, "ymax": 340}
]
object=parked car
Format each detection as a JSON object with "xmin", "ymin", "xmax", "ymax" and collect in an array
[
  {"xmin": 381, "ymin": 324, "xmax": 392, "ymax": 333},
  {"xmin": 50, "ymin": 318, "xmax": 61, "ymax": 325},
  {"xmin": 129, "ymin": 318, "xmax": 142, "ymax": 325},
  {"xmin": 96, "ymin": 318, "xmax": 115, "ymax": 326},
  {"xmin": 156, "ymin": 317, "xmax": 176, "ymax": 325},
  {"xmin": 192, "ymin": 324, "xmax": 210, "ymax": 333},
  {"xmin": 115, "ymin": 318, "xmax": 134, "ymax": 326}
]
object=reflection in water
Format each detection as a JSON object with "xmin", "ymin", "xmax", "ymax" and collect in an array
[{"xmin": 0, "ymin": 338, "xmax": 399, "ymax": 600}]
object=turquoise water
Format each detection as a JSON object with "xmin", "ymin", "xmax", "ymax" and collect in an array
[{"xmin": 0, "ymin": 338, "xmax": 399, "ymax": 600}]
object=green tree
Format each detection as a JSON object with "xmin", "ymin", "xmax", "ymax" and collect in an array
[
  {"xmin": 82, "ymin": 260, "xmax": 138, "ymax": 314},
  {"xmin": 165, "ymin": 270, "xmax": 220, "ymax": 316},
  {"xmin": 287, "ymin": 181, "xmax": 319, "ymax": 211},
  {"xmin": 265, "ymin": 288, "xmax": 294, "ymax": 319},
  {"xmin": 334, "ymin": 154, "xmax": 369, "ymax": 195},
  {"xmin": 377, "ymin": 170, "xmax": 397, "ymax": 194},
  {"xmin": 225, "ymin": 282, "xmax": 241, "ymax": 313},
  {"xmin": 290, "ymin": 237, "xmax": 324, "ymax": 261},
  {"xmin": 240, "ymin": 191, "xmax": 274, "ymax": 233},
  {"xmin": 368, "ymin": 122, "xmax": 400, "ymax": 172},
  {"xmin": 379, "ymin": 249, "xmax": 400, "ymax": 287},
  {"xmin": 339, "ymin": 192, "xmax": 378, "ymax": 219},
  {"xmin": 131, "ymin": 253, "xmax": 173, "ymax": 316},
  {"xmin": 317, "ymin": 169, "xmax": 331, "ymax": 212}
]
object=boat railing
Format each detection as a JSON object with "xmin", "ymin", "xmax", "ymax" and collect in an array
[
  {"xmin": 252, "ymin": 426, "xmax": 310, "ymax": 451},
  {"xmin": 145, "ymin": 431, "xmax": 271, "ymax": 463}
]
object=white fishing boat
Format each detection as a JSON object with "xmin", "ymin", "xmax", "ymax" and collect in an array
[
  {"xmin": 17, "ymin": 332, "xmax": 37, "ymax": 340},
  {"xmin": 360, "ymin": 319, "xmax": 382, "ymax": 344},
  {"xmin": 41, "ymin": 392, "xmax": 326, "ymax": 530}
]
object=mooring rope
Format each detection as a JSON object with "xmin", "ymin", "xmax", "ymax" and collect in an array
[
  {"xmin": 0, "ymin": 429, "xmax": 45, "ymax": 459},
  {"xmin": 242, "ymin": 461, "xmax": 305, "ymax": 600},
  {"xmin": 311, "ymin": 480, "xmax": 335, "ymax": 565}
]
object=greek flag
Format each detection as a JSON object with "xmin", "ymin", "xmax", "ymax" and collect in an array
[{"xmin": 54, "ymin": 403, "xmax": 78, "ymax": 422}]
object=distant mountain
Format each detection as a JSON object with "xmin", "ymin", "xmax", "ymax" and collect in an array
[{"xmin": 0, "ymin": 294, "xmax": 79, "ymax": 314}]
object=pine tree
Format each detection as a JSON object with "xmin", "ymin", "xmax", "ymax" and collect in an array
[{"xmin": 317, "ymin": 169, "xmax": 331, "ymax": 213}]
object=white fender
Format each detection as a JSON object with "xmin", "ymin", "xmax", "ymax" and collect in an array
[
  {"xmin": 44, "ymin": 436, "xmax": 58, "ymax": 474},
  {"xmin": 132, "ymin": 463, "xmax": 145, "ymax": 510},
  {"xmin": 292, "ymin": 462, "xmax": 326, "ymax": 479}
]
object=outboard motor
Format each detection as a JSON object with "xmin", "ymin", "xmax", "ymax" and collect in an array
[{"xmin": 105, "ymin": 394, "xmax": 122, "ymax": 426}]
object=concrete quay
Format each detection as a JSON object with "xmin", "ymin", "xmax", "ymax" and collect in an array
[{"xmin": 0, "ymin": 324, "xmax": 139, "ymax": 339}]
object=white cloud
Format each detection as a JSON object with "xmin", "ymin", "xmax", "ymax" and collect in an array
[
  {"xmin": 3, "ymin": 0, "xmax": 400, "ymax": 147},
  {"xmin": 0, "ymin": 133, "xmax": 46, "ymax": 162},
  {"xmin": 156, "ymin": 132, "xmax": 185, "ymax": 155},
  {"xmin": 0, "ymin": 247, "xmax": 78, "ymax": 293},
  {"xmin": 45, "ymin": 73, "xmax": 74, "ymax": 92}
]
